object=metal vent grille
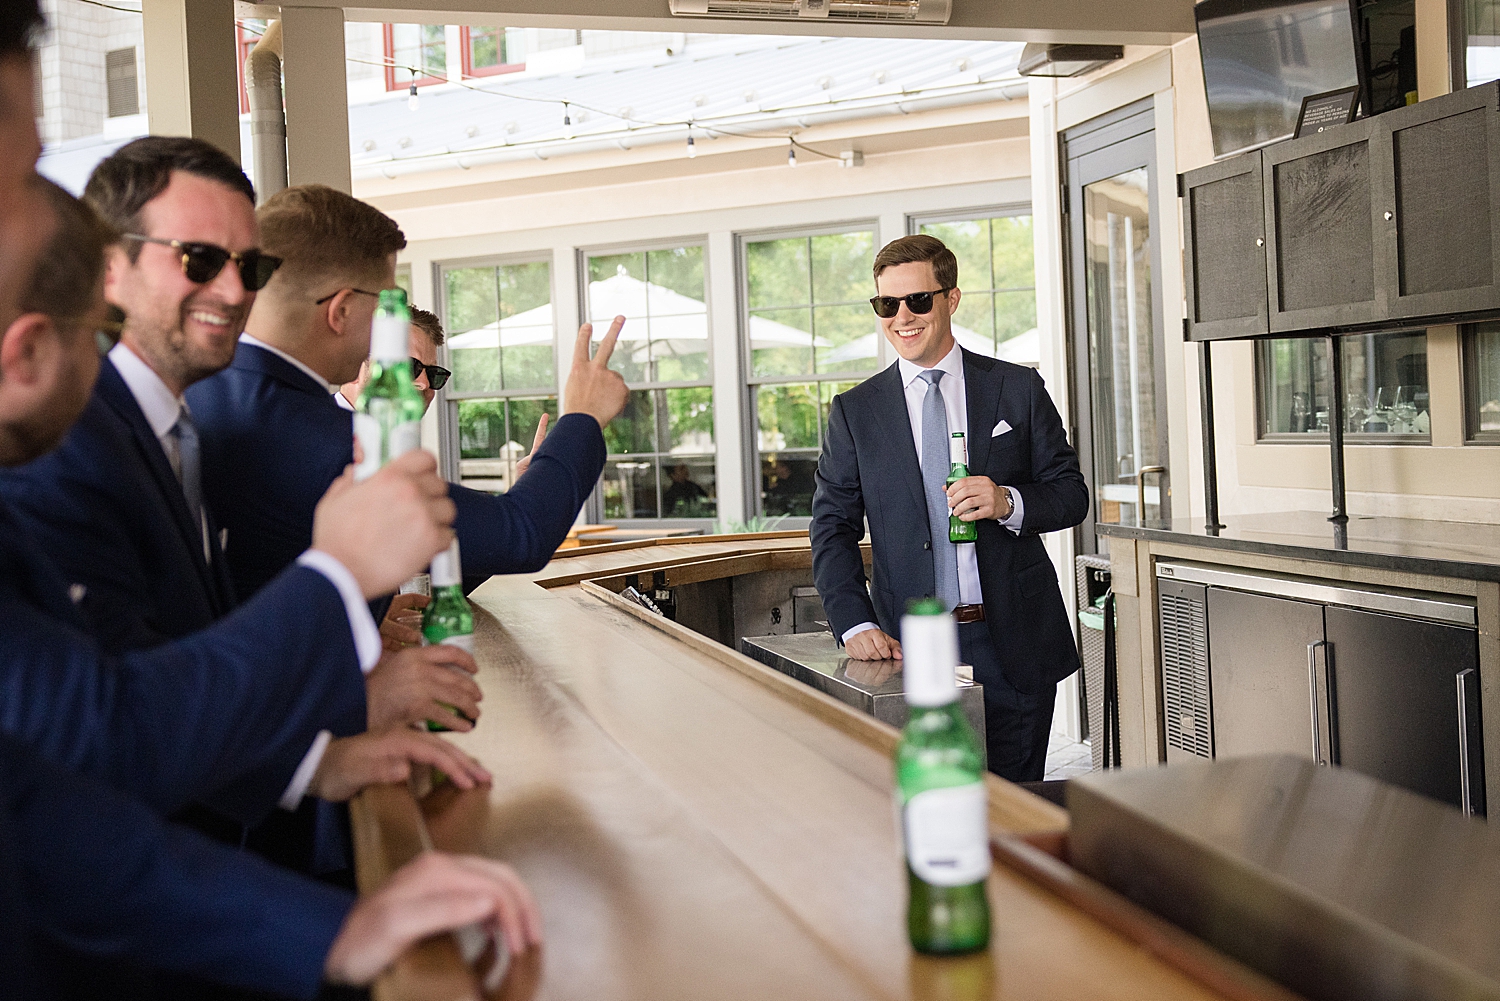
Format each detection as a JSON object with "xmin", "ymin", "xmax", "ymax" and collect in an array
[
  {"xmin": 1160, "ymin": 591, "xmax": 1212, "ymax": 759},
  {"xmin": 106, "ymin": 47, "xmax": 139, "ymax": 119}
]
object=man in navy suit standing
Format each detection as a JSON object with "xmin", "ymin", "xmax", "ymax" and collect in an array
[
  {"xmin": 187, "ymin": 184, "xmax": 627, "ymax": 604},
  {"xmin": 811, "ymin": 235, "xmax": 1088, "ymax": 782}
]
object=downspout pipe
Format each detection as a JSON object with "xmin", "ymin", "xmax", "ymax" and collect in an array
[{"xmin": 246, "ymin": 19, "xmax": 286, "ymax": 203}]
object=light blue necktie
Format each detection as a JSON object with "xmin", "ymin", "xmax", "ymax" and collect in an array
[
  {"xmin": 170, "ymin": 404, "xmax": 207, "ymax": 559},
  {"xmin": 919, "ymin": 370, "xmax": 960, "ymax": 610}
]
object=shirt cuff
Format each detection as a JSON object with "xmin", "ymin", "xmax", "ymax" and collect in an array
[
  {"xmin": 841, "ymin": 621, "xmax": 879, "ymax": 644},
  {"xmin": 297, "ymin": 549, "xmax": 382, "ymax": 674},
  {"xmin": 279, "ymin": 729, "xmax": 332, "ymax": 811},
  {"xmin": 998, "ymin": 486, "xmax": 1024, "ymax": 536}
]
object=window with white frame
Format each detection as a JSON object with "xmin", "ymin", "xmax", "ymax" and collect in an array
[
  {"xmin": 744, "ymin": 227, "xmax": 879, "ymax": 518},
  {"xmin": 384, "ymin": 24, "xmax": 447, "ymax": 90},
  {"xmin": 586, "ymin": 244, "xmax": 716, "ymax": 520},
  {"xmin": 916, "ymin": 210, "xmax": 1038, "ymax": 366},
  {"xmin": 441, "ymin": 259, "xmax": 557, "ymax": 494}
]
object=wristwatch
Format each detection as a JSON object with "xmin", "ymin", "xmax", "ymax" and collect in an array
[{"xmin": 998, "ymin": 485, "xmax": 1014, "ymax": 521}]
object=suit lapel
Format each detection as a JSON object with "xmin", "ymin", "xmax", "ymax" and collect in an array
[
  {"xmin": 95, "ymin": 362, "xmax": 225, "ymax": 613},
  {"xmin": 867, "ymin": 362, "xmax": 927, "ymax": 516},
  {"xmin": 963, "ymin": 350, "xmax": 1006, "ymax": 474}
]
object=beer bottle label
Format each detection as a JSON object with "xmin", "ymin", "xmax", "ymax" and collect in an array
[
  {"xmin": 352, "ymin": 413, "xmax": 381, "ymax": 482},
  {"xmin": 903, "ymin": 783, "xmax": 990, "ymax": 886}
]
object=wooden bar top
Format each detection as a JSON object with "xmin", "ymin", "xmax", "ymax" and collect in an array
[{"xmin": 353, "ymin": 535, "xmax": 1271, "ymax": 1001}]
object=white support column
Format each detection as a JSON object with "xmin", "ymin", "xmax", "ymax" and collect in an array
[
  {"xmin": 281, "ymin": 6, "xmax": 352, "ymax": 193},
  {"xmin": 141, "ymin": 0, "xmax": 240, "ymax": 161},
  {"xmin": 708, "ymin": 229, "xmax": 746, "ymax": 527}
]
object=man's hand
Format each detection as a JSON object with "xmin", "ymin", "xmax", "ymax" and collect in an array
[
  {"xmin": 562, "ymin": 318, "xmax": 629, "ymax": 428},
  {"xmin": 314, "ymin": 450, "xmax": 457, "ymax": 599},
  {"xmin": 512, "ymin": 412, "xmax": 549, "ymax": 479},
  {"xmin": 323, "ymin": 851, "xmax": 543, "ymax": 987},
  {"xmin": 381, "ymin": 592, "xmax": 429, "ymax": 652},
  {"xmin": 367, "ymin": 645, "xmax": 482, "ymax": 732},
  {"xmin": 844, "ymin": 628, "xmax": 902, "ymax": 661},
  {"xmin": 946, "ymin": 475, "xmax": 1012, "ymax": 522},
  {"xmin": 309, "ymin": 729, "xmax": 492, "ymax": 803}
]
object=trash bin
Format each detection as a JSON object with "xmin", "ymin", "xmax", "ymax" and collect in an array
[{"xmin": 1075, "ymin": 554, "xmax": 1118, "ymax": 772}]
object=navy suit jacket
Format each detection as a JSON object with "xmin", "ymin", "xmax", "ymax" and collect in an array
[
  {"xmin": 0, "ymin": 733, "xmax": 351, "ymax": 999},
  {"xmin": 0, "ymin": 495, "xmax": 364, "ymax": 826},
  {"xmin": 186, "ymin": 340, "xmax": 608, "ymax": 600},
  {"xmin": 0, "ymin": 359, "xmax": 237, "ymax": 653},
  {"xmin": 811, "ymin": 350, "xmax": 1089, "ymax": 696}
]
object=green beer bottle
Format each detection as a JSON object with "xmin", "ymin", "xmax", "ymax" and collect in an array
[
  {"xmin": 896, "ymin": 598, "xmax": 991, "ymax": 955},
  {"xmin": 947, "ymin": 432, "xmax": 978, "ymax": 543},
  {"xmin": 353, "ymin": 288, "xmax": 424, "ymax": 482},
  {"xmin": 421, "ymin": 539, "xmax": 475, "ymax": 732}
]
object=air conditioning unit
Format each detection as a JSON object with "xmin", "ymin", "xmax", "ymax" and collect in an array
[{"xmin": 668, "ymin": 0, "xmax": 951, "ymax": 25}]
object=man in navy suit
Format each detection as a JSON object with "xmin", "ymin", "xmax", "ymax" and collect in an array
[
  {"xmin": 187, "ymin": 184, "xmax": 628, "ymax": 607},
  {"xmin": 0, "ymin": 22, "xmax": 542, "ymax": 990},
  {"xmin": 811, "ymin": 235, "xmax": 1088, "ymax": 782}
]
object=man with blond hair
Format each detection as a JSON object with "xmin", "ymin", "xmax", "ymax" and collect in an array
[{"xmin": 188, "ymin": 183, "xmax": 626, "ymax": 605}]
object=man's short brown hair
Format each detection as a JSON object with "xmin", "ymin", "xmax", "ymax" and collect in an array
[
  {"xmin": 410, "ymin": 305, "xmax": 444, "ymax": 347},
  {"xmin": 872, "ymin": 234, "xmax": 958, "ymax": 290},
  {"xmin": 256, "ymin": 184, "xmax": 407, "ymax": 295},
  {"xmin": 23, "ymin": 176, "xmax": 116, "ymax": 324}
]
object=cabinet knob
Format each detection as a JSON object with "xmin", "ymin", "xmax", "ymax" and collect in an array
[
  {"xmin": 1255, "ymin": 237, "xmax": 1264, "ymax": 247},
  {"xmin": 1384, "ymin": 211, "xmax": 1394, "ymax": 221}
]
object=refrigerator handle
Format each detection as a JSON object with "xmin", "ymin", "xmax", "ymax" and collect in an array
[
  {"xmin": 1307, "ymin": 641, "xmax": 1329, "ymax": 766},
  {"xmin": 1457, "ymin": 667, "xmax": 1477, "ymax": 816}
]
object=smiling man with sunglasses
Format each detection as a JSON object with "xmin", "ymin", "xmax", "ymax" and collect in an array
[{"xmin": 810, "ymin": 234, "xmax": 1089, "ymax": 784}]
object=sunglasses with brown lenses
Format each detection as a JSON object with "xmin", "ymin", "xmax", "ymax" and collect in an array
[{"xmin": 122, "ymin": 234, "xmax": 282, "ymax": 291}]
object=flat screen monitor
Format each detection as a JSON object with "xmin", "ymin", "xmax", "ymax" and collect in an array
[{"xmin": 1196, "ymin": 0, "xmax": 1363, "ymax": 159}]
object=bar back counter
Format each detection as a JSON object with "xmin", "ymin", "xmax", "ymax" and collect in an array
[{"xmin": 352, "ymin": 533, "xmax": 1305, "ymax": 1001}]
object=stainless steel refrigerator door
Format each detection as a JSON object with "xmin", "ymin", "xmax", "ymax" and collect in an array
[{"xmin": 1207, "ymin": 587, "xmax": 1327, "ymax": 761}]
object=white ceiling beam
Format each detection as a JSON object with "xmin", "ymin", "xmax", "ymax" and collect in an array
[{"xmin": 236, "ymin": 0, "xmax": 1193, "ymax": 46}]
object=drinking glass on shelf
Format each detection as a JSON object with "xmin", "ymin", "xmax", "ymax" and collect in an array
[
  {"xmin": 1393, "ymin": 385, "xmax": 1420, "ymax": 434},
  {"xmin": 1345, "ymin": 391, "xmax": 1368, "ymax": 434}
]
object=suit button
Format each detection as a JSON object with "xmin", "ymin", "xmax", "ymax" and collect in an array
[{"xmin": 923, "ymin": 541, "xmax": 931, "ymax": 550}]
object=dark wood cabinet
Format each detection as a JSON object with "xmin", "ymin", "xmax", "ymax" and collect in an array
[{"xmin": 1180, "ymin": 82, "xmax": 1500, "ymax": 340}]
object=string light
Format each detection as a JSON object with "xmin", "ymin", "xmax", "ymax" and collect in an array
[
  {"xmin": 686, "ymin": 134, "xmax": 697, "ymax": 158},
  {"xmin": 788, "ymin": 141, "xmax": 797, "ymax": 167},
  {"xmin": 407, "ymin": 80, "xmax": 419, "ymax": 112},
  {"xmin": 562, "ymin": 102, "xmax": 573, "ymax": 139}
]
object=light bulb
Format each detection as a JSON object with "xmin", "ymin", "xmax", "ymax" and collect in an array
[
  {"xmin": 687, "ymin": 135, "xmax": 697, "ymax": 158},
  {"xmin": 788, "ymin": 143, "xmax": 797, "ymax": 167},
  {"xmin": 562, "ymin": 104, "xmax": 573, "ymax": 139},
  {"xmin": 407, "ymin": 81, "xmax": 419, "ymax": 112}
]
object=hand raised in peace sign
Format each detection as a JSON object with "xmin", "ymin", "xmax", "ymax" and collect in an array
[{"xmin": 562, "ymin": 315, "xmax": 629, "ymax": 428}]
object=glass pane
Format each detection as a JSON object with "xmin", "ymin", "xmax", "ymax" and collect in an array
[
  {"xmin": 746, "ymin": 236, "xmax": 810, "ymax": 309},
  {"xmin": 810, "ymin": 231, "xmax": 874, "ymax": 304},
  {"xmin": 395, "ymin": 266, "xmax": 412, "ymax": 298},
  {"xmin": 757, "ymin": 383, "xmax": 820, "ymax": 451},
  {"xmin": 993, "ymin": 289, "xmax": 1038, "ymax": 364},
  {"xmin": 750, "ymin": 307, "xmax": 813, "ymax": 378},
  {"xmin": 420, "ymin": 25, "xmax": 446, "ymax": 77},
  {"xmin": 470, "ymin": 27, "xmax": 502, "ymax": 69},
  {"xmin": 602, "ymin": 457, "xmax": 659, "ymax": 519},
  {"xmin": 646, "ymin": 246, "xmax": 705, "ymax": 310},
  {"xmin": 1342, "ymin": 331, "xmax": 1429, "ymax": 436},
  {"xmin": 661, "ymin": 456, "xmax": 716, "ymax": 519},
  {"xmin": 819, "ymin": 380, "xmax": 862, "ymax": 440},
  {"xmin": 661, "ymin": 386, "xmax": 714, "ymax": 453},
  {"xmin": 498, "ymin": 261, "xmax": 550, "ymax": 317},
  {"xmin": 1469, "ymin": 321, "xmax": 1500, "ymax": 433},
  {"xmin": 990, "ymin": 215, "xmax": 1035, "ymax": 290},
  {"xmin": 1084, "ymin": 168, "xmax": 1160, "ymax": 525},
  {"xmin": 589, "ymin": 252, "xmax": 646, "ymax": 321},
  {"xmin": 1258, "ymin": 338, "xmax": 1328, "ymax": 435},
  {"xmin": 651, "ymin": 314, "xmax": 709, "ymax": 382},
  {"xmin": 507, "ymin": 397, "xmax": 559, "ymax": 481},
  {"xmin": 501, "ymin": 339, "xmax": 554, "ymax": 391},
  {"xmin": 603, "ymin": 389, "xmax": 656, "ymax": 454},
  {"xmin": 920, "ymin": 219, "xmax": 991, "ymax": 291},
  {"xmin": 761, "ymin": 453, "xmax": 818, "ymax": 517},
  {"xmin": 952, "ymin": 291, "xmax": 997, "ymax": 357},
  {"xmin": 445, "ymin": 267, "xmax": 500, "ymax": 394},
  {"xmin": 813, "ymin": 303, "xmax": 879, "ymax": 373},
  {"xmin": 457, "ymin": 399, "xmax": 506, "ymax": 459}
]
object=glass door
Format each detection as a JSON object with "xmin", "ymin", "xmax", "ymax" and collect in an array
[{"xmin": 1064, "ymin": 103, "xmax": 1170, "ymax": 552}]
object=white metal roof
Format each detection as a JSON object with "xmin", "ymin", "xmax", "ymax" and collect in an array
[{"xmin": 350, "ymin": 34, "xmax": 1024, "ymax": 178}]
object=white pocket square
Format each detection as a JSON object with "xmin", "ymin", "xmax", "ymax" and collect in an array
[{"xmin": 991, "ymin": 420, "xmax": 1013, "ymax": 437}]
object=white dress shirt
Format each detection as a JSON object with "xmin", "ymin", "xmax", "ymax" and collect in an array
[
  {"xmin": 110, "ymin": 341, "xmax": 382, "ymax": 810},
  {"xmin": 843, "ymin": 340, "xmax": 1025, "ymax": 644}
]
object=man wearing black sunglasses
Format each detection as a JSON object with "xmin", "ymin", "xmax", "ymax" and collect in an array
[{"xmin": 811, "ymin": 234, "xmax": 1088, "ymax": 783}]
